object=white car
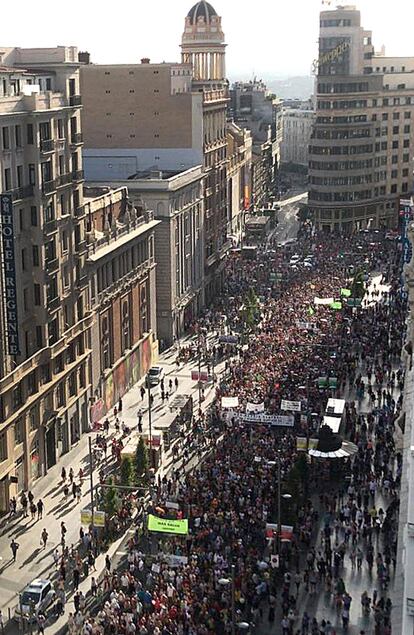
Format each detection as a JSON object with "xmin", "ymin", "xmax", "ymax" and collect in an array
[
  {"xmin": 147, "ymin": 366, "xmax": 165, "ymax": 386},
  {"xmin": 15, "ymin": 579, "xmax": 55, "ymax": 621},
  {"xmin": 289, "ymin": 255, "xmax": 300, "ymax": 265}
]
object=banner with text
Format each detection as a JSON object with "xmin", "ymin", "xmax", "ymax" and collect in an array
[
  {"xmin": 240, "ymin": 412, "xmax": 294, "ymax": 427},
  {"xmin": 281, "ymin": 399, "xmax": 301, "ymax": 412}
]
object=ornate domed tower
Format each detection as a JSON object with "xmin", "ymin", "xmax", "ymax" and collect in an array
[{"xmin": 181, "ymin": 1, "xmax": 226, "ymax": 85}]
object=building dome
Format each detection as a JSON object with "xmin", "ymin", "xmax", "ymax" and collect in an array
[{"xmin": 187, "ymin": 1, "xmax": 218, "ymax": 24}]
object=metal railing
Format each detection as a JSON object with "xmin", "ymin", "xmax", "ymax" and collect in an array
[
  {"xmin": 5, "ymin": 184, "xmax": 34, "ymax": 201},
  {"xmin": 43, "ymin": 219, "xmax": 58, "ymax": 234},
  {"xmin": 40, "ymin": 139, "xmax": 55, "ymax": 153},
  {"xmin": 42, "ymin": 179, "xmax": 57, "ymax": 194},
  {"xmin": 69, "ymin": 94, "xmax": 82, "ymax": 106},
  {"xmin": 72, "ymin": 169, "xmax": 84, "ymax": 181},
  {"xmin": 70, "ymin": 132, "xmax": 83, "ymax": 144}
]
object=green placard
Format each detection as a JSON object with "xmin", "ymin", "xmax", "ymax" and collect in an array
[
  {"xmin": 147, "ymin": 514, "xmax": 188, "ymax": 535},
  {"xmin": 340, "ymin": 288, "xmax": 351, "ymax": 297},
  {"xmin": 269, "ymin": 273, "xmax": 276, "ymax": 281},
  {"xmin": 317, "ymin": 377, "xmax": 328, "ymax": 388},
  {"xmin": 328, "ymin": 377, "xmax": 338, "ymax": 389},
  {"xmin": 330, "ymin": 301, "xmax": 342, "ymax": 310}
]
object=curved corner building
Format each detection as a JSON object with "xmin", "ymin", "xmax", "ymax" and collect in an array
[{"xmin": 309, "ymin": 5, "xmax": 414, "ymax": 233}]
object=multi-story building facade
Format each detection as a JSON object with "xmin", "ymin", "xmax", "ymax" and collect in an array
[
  {"xmin": 81, "ymin": 60, "xmax": 203, "ymax": 180},
  {"xmin": 230, "ymin": 79, "xmax": 283, "ymax": 202},
  {"xmin": 227, "ymin": 122, "xmax": 252, "ymax": 241},
  {"xmin": 281, "ymin": 100, "xmax": 314, "ymax": 168},
  {"xmin": 87, "ymin": 168, "xmax": 205, "ymax": 349},
  {"xmin": 309, "ymin": 6, "xmax": 414, "ymax": 232},
  {"xmin": 82, "ymin": 187, "xmax": 159, "ymax": 423},
  {"xmin": 0, "ymin": 47, "xmax": 90, "ymax": 511},
  {"xmin": 81, "ymin": 1, "xmax": 231, "ymax": 305},
  {"xmin": 181, "ymin": 1, "xmax": 230, "ymax": 303}
]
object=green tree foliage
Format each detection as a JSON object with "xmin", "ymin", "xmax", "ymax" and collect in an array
[
  {"xmin": 102, "ymin": 477, "xmax": 120, "ymax": 517},
  {"xmin": 135, "ymin": 436, "xmax": 149, "ymax": 483},
  {"xmin": 120, "ymin": 456, "xmax": 133, "ymax": 486},
  {"xmin": 351, "ymin": 269, "xmax": 366, "ymax": 299}
]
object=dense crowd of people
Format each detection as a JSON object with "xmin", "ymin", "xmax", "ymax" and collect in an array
[{"xmin": 57, "ymin": 227, "xmax": 406, "ymax": 635}]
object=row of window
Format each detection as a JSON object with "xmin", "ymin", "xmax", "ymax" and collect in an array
[
  {"xmin": 310, "ymin": 183, "xmax": 410, "ymax": 202},
  {"xmin": 313, "ymin": 128, "xmax": 371, "ymax": 140},
  {"xmin": 318, "ymin": 82, "xmax": 370, "ymax": 94},
  {"xmin": 317, "ymin": 96, "xmax": 413, "ymax": 110}
]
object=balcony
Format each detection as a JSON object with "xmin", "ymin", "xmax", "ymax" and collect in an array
[
  {"xmin": 47, "ymin": 296, "xmax": 60, "ymax": 312},
  {"xmin": 75, "ymin": 273, "xmax": 88, "ymax": 288},
  {"xmin": 5, "ymin": 184, "xmax": 34, "ymax": 201},
  {"xmin": 43, "ymin": 219, "xmax": 58, "ymax": 235},
  {"xmin": 46, "ymin": 258, "xmax": 59, "ymax": 273},
  {"xmin": 69, "ymin": 95, "xmax": 82, "ymax": 107},
  {"xmin": 71, "ymin": 169, "xmax": 84, "ymax": 182},
  {"xmin": 74, "ymin": 240, "xmax": 87, "ymax": 253},
  {"xmin": 57, "ymin": 173, "xmax": 72, "ymax": 187},
  {"xmin": 42, "ymin": 179, "xmax": 57, "ymax": 195},
  {"xmin": 70, "ymin": 132, "xmax": 83, "ymax": 145},
  {"xmin": 40, "ymin": 139, "xmax": 55, "ymax": 153},
  {"xmin": 74, "ymin": 206, "xmax": 86, "ymax": 217}
]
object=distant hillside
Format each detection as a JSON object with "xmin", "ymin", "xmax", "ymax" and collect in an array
[
  {"xmin": 229, "ymin": 74, "xmax": 314, "ymax": 100},
  {"xmin": 267, "ymin": 76, "xmax": 314, "ymax": 100}
]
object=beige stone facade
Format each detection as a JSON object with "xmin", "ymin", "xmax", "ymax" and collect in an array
[{"xmin": 0, "ymin": 47, "xmax": 89, "ymax": 510}]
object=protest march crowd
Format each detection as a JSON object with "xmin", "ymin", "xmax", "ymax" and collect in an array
[{"xmin": 60, "ymin": 228, "xmax": 405, "ymax": 635}]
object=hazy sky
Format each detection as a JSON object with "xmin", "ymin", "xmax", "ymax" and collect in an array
[{"xmin": 2, "ymin": 0, "xmax": 414, "ymax": 77}]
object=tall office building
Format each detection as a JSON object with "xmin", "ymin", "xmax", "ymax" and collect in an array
[
  {"xmin": 309, "ymin": 6, "xmax": 414, "ymax": 232},
  {"xmin": 0, "ymin": 47, "xmax": 90, "ymax": 510}
]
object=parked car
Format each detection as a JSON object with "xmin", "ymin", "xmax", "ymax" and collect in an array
[
  {"xmin": 289, "ymin": 254, "xmax": 300, "ymax": 265},
  {"xmin": 15, "ymin": 579, "xmax": 55, "ymax": 622},
  {"xmin": 147, "ymin": 366, "xmax": 165, "ymax": 386}
]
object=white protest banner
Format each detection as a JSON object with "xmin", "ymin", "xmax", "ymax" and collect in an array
[
  {"xmin": 162, "ymin": 554, "xmax": 188, "ymax": 567},
  {"xmin": 240, "ymin": 412, "xmax": 294, "ymax": 427},
  {"xmin": 221, "ymin": 396, "xmax": 239, "ymax": 409},
  {"xmin": 166, "ymin": 501, "xmax": 180, "ymax": 510},
  {"xmin": 281, "ymin": 399, "xmax": 301, "ymax": 412},
  {"xmin": 314, "ymin": 297, "xmax": 334, "ymax": 306},
  {"xmin": 151, "ymin": 563, "xmax": 161, "ymax": 574},
  {"xmin": 246, "ymin": 402, "xmax": 265, "ymax": 413},
  {"xmin": 297, "ymin": 321, "xmax": 312, "ymax": 330}
]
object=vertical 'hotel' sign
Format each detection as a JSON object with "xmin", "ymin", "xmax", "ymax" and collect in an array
[{"xmin": 0, "ymin": 194, "xmax": 20, "ymax": 355}]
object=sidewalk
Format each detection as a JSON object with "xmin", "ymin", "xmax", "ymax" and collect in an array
[{"xmin": 0, "ymin": 328, "xmax": 225, "ymax": 630}]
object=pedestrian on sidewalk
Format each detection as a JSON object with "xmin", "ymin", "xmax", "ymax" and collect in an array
[
  {"xmin": 10, "ymin": 538, "xmax": 19, "ymax": 561},
  {"xmin": 53, "ymin": 548, "xmax": 60, "ymax": 568},
  {"xmin": 9, "ymin": 496, "xmax": 16, "ymax": 517},
  {"xmin": 20, "ymin": 492, "xmax": 28, "ymax": 517},
  {"xmin": 30, "ymin": 501, "xmax": 37, "ymax": 521},
  {"xmin": 37, "ymin": 612, "xmax": 45, "ymax": 635},
  {"xmin": 76, "ymin": 484, "xmax": 82, "ymax": 504},
  {"xmin": 37, "ymin": 498, "xmax": 44, "ymax": 520},
  {"xmin": 175, "ymin": 377, "xmax": 179, "ymax": 391},
  {"xmin": 118, "ymin": 398, "xmax": 123, "ymax": 413},
  {"xmin": 72, "ymin": 482, "xmax": 77, "ymax": 500},
  {"xmin": 61, "ymin": 467, "xmax": 66, "ymax": 483},
  {"xmin": 28, "ymin": 491, "xmax": 34, "ymax": 506},
  {"xmin": 140, "ymin": 386, "xmax": 145, "ymax": 400},
  {"xmin": 60, "ymin": 522, "xmax": 67, "ymax": 545},
  {"xmin": 69, "ymin": 467, "xmax": 74, "ymax": 484},
  {"xmin": 41, "ymin": 528, "xmax": 48, "ymax": 549}
]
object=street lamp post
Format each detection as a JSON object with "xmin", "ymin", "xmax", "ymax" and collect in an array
[
  {"xmin": 218, "ymin": 563, "xmax": 236, "ymax": 635},
  {"xmin": 146, "ymin": 375, "xmax": 153, "ymax": 468},
  {"xmin": 88, "ymin": 436, "xmax": 95, "ymax": 529}
]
